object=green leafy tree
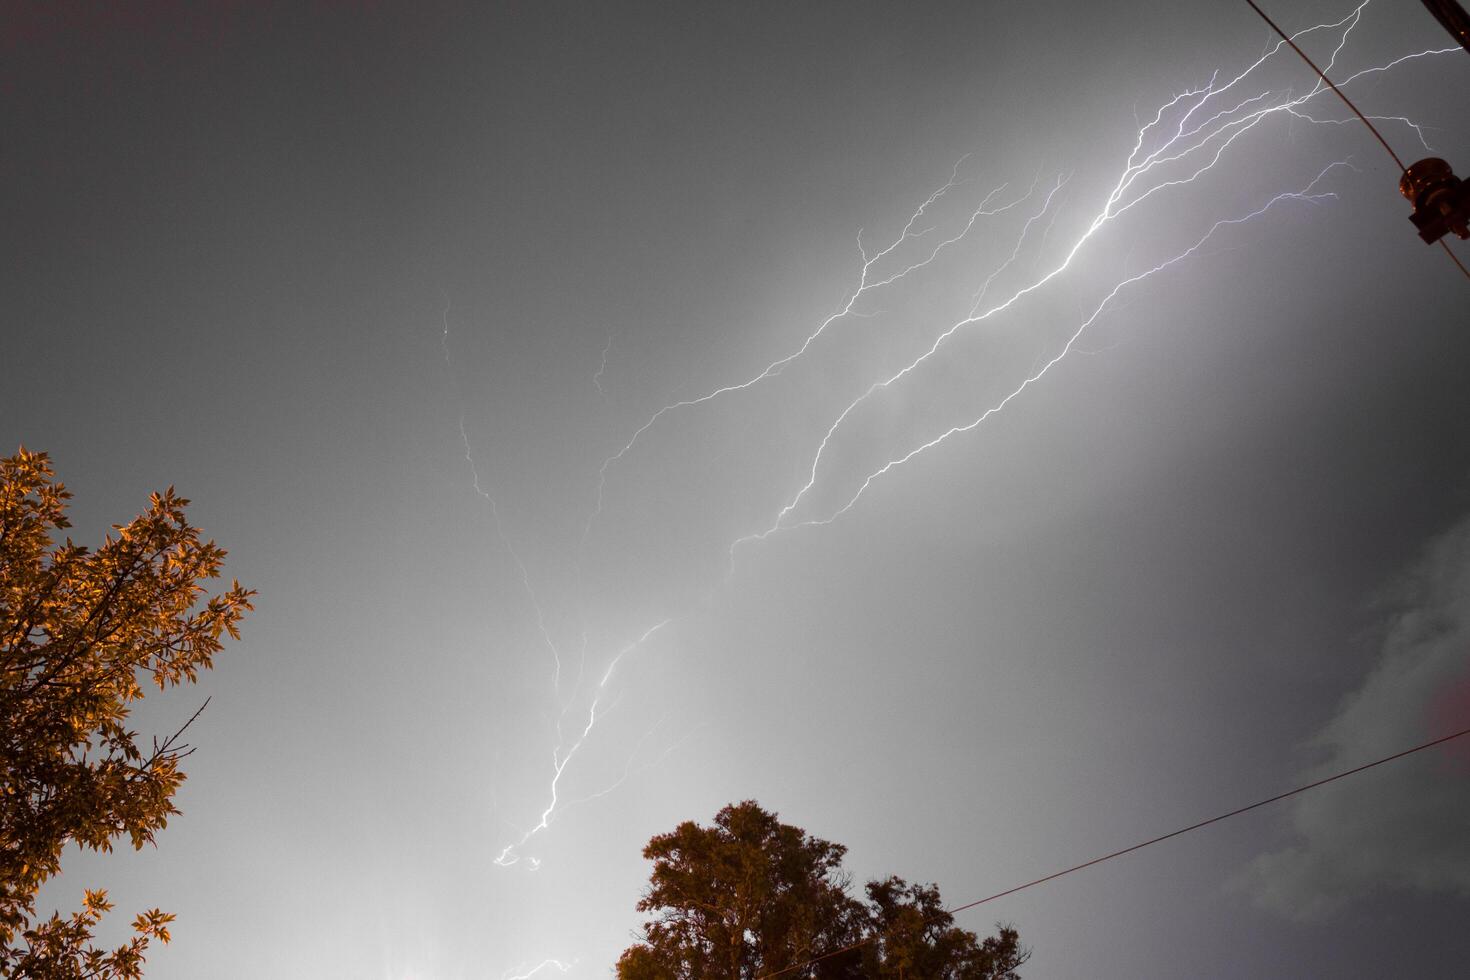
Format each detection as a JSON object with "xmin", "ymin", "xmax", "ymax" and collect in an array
[
  {"xmin": 618, "ymin": 801, "xmax": 1028, "ymax": 980},
  {"xmin": 0, "ymin": 449, "xmax": 253, "ymax": 977}
]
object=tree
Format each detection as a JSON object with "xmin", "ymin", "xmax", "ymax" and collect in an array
[
  {"xmin": 617, "ymin": 800, "xmax": 867, "ymax": 980},
  {"xmin": 859, "ymin": 879, "xmax": 1025, "ymax": 980},
  {"xmin": 0, "ymin": 449, "xmax": 253, "ymax": 978},
  {"xmin": 618, "ymin": 801, "xmax": 1029, "ymax": 980}
]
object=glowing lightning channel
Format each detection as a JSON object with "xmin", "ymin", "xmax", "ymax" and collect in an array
[
  {"xmin": 971, "ymin": 176, "xmax": 1070, "ymax": 315},
  {"xmin": 441, "ymin": 298, "xmax": 567, "ymax": 694},
  {"xmin": 584, "ymin": 161, "xmax": 1038, "ymax": 541},
  {"xmin": 777, "ymin": 165, "xmax": 1347, "ymax": 537},
  {"xmin": 731, "ymin": 13, "xmax": 1450, "ymax": 555},
  {"xmin": 593, "ymin": 333, "xmax": 613, "ymax": 394},
  {"xmin": 501, "ymin": 959, "xmax": 575, "ymax": 980},
  {"xmin": 493, "ymin": 618, "xmax": 673, "ymax": 867},
  {"xmin": 557, "ymin": 715, "xmax": 703, "ymax": 809}
]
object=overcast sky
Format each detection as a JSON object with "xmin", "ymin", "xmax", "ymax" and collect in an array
[{"xmin": 4, "ymin": 1, "xmax": 1470, "ymax": 977}]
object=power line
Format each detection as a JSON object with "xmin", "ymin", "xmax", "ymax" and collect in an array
[
  {"xmin": 1439, "ymin": 229, "xmax": 1470, "ymax": 279},
  {"xmin": 760, "ymin": 724, "xmax": 1470, "ymax": 979},
  {"xmin": 1245, "ymin": 0, "xmax": 1409, "ymax": 172},
  {"xmin": 1243, "ymin": 0, "xmax": 1470, "ymax": 279}
]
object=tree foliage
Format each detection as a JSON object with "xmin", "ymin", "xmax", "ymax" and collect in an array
[
  {"xmin": 859, "ymin": 878, "xmax": 1024, "ymax": 980},
  {"xmin": 0, "ymin": 449, "xmax": 253, "ymax": 977},
  {"xmin": 618, "ymin": 801, "xmax": 1028, "ymax": 980}
]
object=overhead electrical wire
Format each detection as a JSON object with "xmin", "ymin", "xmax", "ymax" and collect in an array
[
  {"xmin": 759, "ymin": 724, "xmax": 1470, "ymax": 979},
  {"xmin": 1244, "ymin": 0, "xmax": 1470, "ymax": 279}
]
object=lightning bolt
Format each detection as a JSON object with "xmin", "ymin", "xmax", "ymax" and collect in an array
[
  {"xmin": 487, "ymin": 2, "xmax": 1454, "ymax": 863},
  {"xmin": 751, "ymin": 164, "xmax": 1347, "ymax": 543},
  {"xmin": 493, "ymin": 618, "xmax": 672, "ymax": 867},
  {"xmin": 491, "ymin": 0, "xmax": 1455, "ymax": 865},
  {"xmin": 726, "ymin": 12, "xmax": 1452, "ymax": 555},
  {"xmin": 465, "ymin": 4, "xmax": 1457, "ymax": 973}
]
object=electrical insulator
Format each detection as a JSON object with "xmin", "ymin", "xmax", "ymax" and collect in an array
[{"xmin": 1400, "ymin": 157, "xmax": 1470, "ymax": 244}]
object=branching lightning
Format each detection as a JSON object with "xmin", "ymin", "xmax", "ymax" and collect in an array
[
  {"xmin": 492, "ymin": 618, "xmax": 672, "ymax": 867},
  {"xmin": 481, "ymin": 0, "xmax": 1452, "ymax": 880},
  {"xmin": 435, "ymin": 3, "xmax": 1459, "ymax": 974},
  {"xmin": 745, "ymin": 164, "xmax": 1347, "ymax": 544},
  {"xmin": 725, "ymin": 10, "xmax": 1453, "ymax": 553},
  {"xmin": 584, "ymin": 160, "xmax": 1039, "ymax": 543}
]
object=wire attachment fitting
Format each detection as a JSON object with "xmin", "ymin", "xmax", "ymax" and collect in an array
[{"xmin": 1400, "ymin": 157, "xmax": 1470, "ymax": 243}]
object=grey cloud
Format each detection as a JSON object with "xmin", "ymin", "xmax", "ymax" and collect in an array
[{"xmin": 1240, "ymin": 516, "xmax": 1470, "ymax": 919}]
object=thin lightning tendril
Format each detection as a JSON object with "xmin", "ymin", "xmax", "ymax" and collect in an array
[
  {"xmin": 493, "ymin": 618, "xmax": 672, "ymax": 867},
  {"xmin": 557, "ymin": 715, "xmax": 703, "ymax": 809},
  {"xmin": 501, "ymin": 960, "xmax": 575, "ymax": 980},
  {"xmin": 441, "ymin": 299, "xmax": 567, "ymax": 693},
  {"xmin": 583, "ymin": 159, "xmax": 1033, "ymax": 544},
  {"xmin": 593, "ymin": 334, "xmax": 613, "ymax": 394}
]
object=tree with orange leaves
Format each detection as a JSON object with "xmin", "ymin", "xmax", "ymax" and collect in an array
[
  {"xmin": 0, "ymin": 448, "xmax": 253, "ymax": 978},
  {"xmin": 618, "ymin": 801, "xmax": 1028, "ymax": 980}
]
